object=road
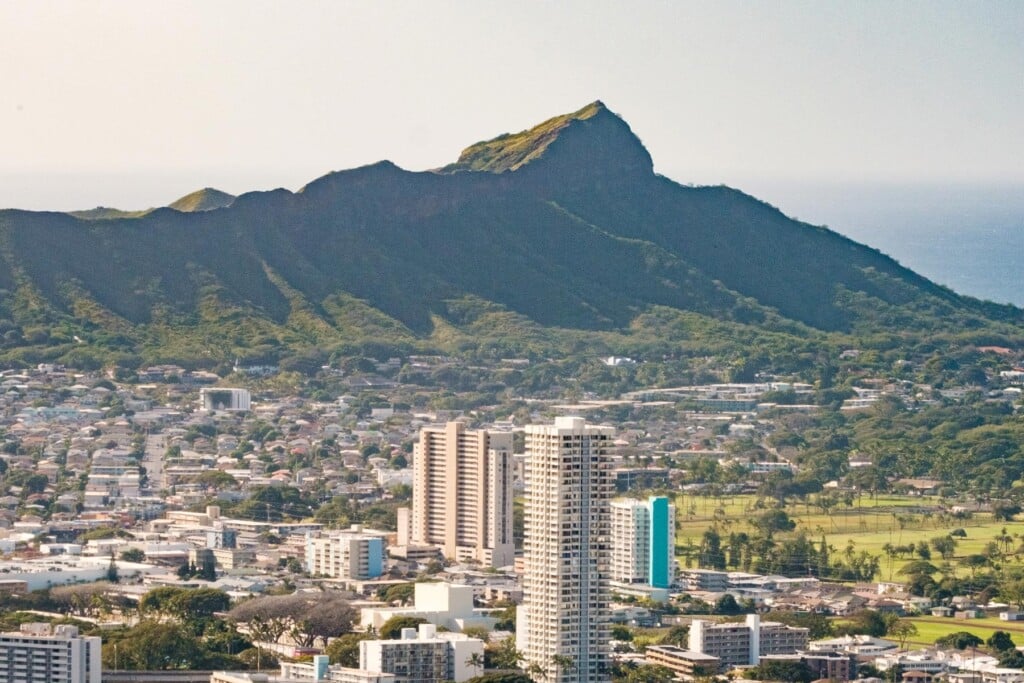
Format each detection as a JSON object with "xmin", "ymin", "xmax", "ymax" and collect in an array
[{"xmin": 141, "ymin": 432, "xmax": 166, "ymax": 493}]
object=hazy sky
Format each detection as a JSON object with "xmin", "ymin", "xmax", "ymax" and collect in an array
[{"xmin": 2, "ymin": 1, "xmax": 1022, "ymax": 213}]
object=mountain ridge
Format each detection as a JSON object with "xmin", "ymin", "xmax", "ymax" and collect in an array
[{"xmin": 0, "ymin": 101, "xmax": 1021, "ymax": 370}]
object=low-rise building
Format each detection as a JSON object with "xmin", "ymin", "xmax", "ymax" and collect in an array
[
  {"xmin": 0, "ymin": 623, "xmax": 101, "ymax": 683},
  {"xmin": 760, "ymin": 651, "xmax": 857, "ymax": 681},
  {"xmin": 689, "ymin": 614, "xmax": 809, "ymax": 668},
  {"xmin": 306, "ymin": 526, "xmax": 387, "ymax": 580},
  {"xmin": 645, "ymin": 645, "xmax": 721, "ymax": 677},
  {"xmin": 361, "ymin": 582, "xmax": 496, "ymax": 633},
  {"xmin": 359, "ymin": 623, "xmax": 484, "ymax": 683}
]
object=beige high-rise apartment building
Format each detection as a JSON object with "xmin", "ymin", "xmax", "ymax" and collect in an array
[
  {"xmin": 517, "ymin": 417, "xmax": 613, "ymax": 683},
  {"xmin": 411, "ymin": 421, "xmax": 514, "ymax": 567}
]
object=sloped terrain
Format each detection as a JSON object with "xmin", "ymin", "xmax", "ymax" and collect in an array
[{"xmin": 0, "ymin": 101, "xmax": 1020, "ymax": 368}]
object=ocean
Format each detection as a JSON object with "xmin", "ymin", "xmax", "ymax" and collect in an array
[{"xmin": 740, "ymin": 181, "xmax": 1024, "ymax": 308}]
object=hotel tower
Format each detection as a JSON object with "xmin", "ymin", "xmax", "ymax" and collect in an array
[{"xmin": 517, "ymin": 417, "xmax": 613, "ymax": 683}]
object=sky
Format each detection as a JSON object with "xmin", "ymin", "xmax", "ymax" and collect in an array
[{"xmin": 1, "ymin": 2, "xmax": 1022, "ymax": 220}]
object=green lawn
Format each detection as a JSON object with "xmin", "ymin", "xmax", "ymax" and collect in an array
[
  {"xmin": 672, "ymin": 492, "xmax": 1024, "ymax": 581},
  {"xmin": 899, "ymin": 616, "xmax": 1024, "ymax": 647}
]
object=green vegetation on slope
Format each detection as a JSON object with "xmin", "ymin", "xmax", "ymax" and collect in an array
[{"xmin": 0, "ymin": 101, "xmax": 1020, "ymax": 371}]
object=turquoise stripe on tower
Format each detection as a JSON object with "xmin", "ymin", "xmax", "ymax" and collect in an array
[{"xmin": 648, "ymin": 496, "xmax": 670, "ymax": 588}]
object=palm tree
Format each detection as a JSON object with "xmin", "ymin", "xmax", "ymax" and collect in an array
[
  {"xmin": 550, "ymin": 654, "xmax": 574, "ymax": 680},
  {"xmin": 882, "ymin": 542, "xmax": 895, "ymax": 580},
  {"xmin": 465, "ymin": 651, "xmax": 484, "ymax": 676},
  {"xmin": 526, "ymin": 661, "xmax": 547, "ymax": 682}
]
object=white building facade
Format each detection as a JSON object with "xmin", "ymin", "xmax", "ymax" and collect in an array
[
  {"xmin": 0, "ymin": 623, "xmax": 101, "ymax": 683},
  {"xmin": 610, "ymin": 497, "xmax": 675, "ymax": 588},
  {"xmin": 359, "ymin": 624, "xmax": 484, "ymax": 683},
  {"xmin": 517, "ymin": 417, "xmax": 613, "ymax": 683},
  {"xmin": 305, "ymin": 526, "xmax": 386, "ymax": 580}
]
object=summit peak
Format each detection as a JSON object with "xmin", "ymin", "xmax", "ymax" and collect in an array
[{"xmin": 440, "ymin": 101, "xmax": 652, "ymax": 178}]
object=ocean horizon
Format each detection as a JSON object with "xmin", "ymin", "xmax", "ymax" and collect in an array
[{"xmin": 737, "ymin": 180, "xmax": 1024, "ymax": 308}]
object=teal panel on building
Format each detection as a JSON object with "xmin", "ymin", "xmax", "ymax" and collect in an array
[
  {"xmin": 648, "ymin": 496, "xmax": 670, "ymax": 588},
  {"xmin": 367, "ymin": 538, "xmax": 384, "ymax": 578}
]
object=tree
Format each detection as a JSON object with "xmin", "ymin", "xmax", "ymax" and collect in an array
[
  {"xmin": 836, "ymin": 609, "xmax": 887, "ymax": 638},
  {"xmin": 999, "ymin": 650, "xmax": 1024, "ymax": 668},
  {"xmin": 193, "ymin": 470, "xmax": 238, "ymax": 490},
  {"xmin": 898, "ymin": 560, "xmax": 940, "ymax": 577},
  {"xmin": 21, "ymin": 473, "xmax": 49, "ymax": 494},
  {"xmin": 747, "ymin": 659, "xmax": 813, "ymax": 683},
  {"xmin": 379, "ymin": 615, "xmax": 428, "ymax": 640},
  {"xmin": 50, "ymin": 582, "xmax": 115, "ymax": 618},
  {"xmin": 466, "ymin": 674, "xmax": 532, "ymax": 683},
  {"xmin": 987, "ymin": 631, "xmax": 1016, "ymax": 653},
  {"xmin": 935, "ymin": 631, "xmax": 984, "ymax": 650},
  {"xmin": 103, "ymin": 621, "xmax": 203, "ymax": 670},
  {"xmin": 620, "ymin": 664, "xmax": 676, "ymax": 683},
  {"xmin": 485, "ymin": 636, "xmax": 523, "ymax": 670},
  {"xmin": 120, "ymin": 548, "xmax": 145, "ymax": 562},
  {"xmin": 380, "ymin": 582, "xmax": 415, "ymax": 605},
  {"xmin": 172, "ymin": 587, "xmax": 232, "ymax": 634},
  {"xmin": 523, "ymin": 660, "xmax": 547, "ymax": 683},
  {"xmin": 931, "ymin": 535, "xmax": 957, "ymax": 559},
  {"xmin": 1001, "ymin": 578, "xmax": 1024, "ymax": 609},
  {"xmin": 611, "ymin": 624, "xmax": 633, "ymax": 641},
  {"xmin": 699, "ymin": 528, "xmax": 726, "ymax": 570},
  {"xmin": 993, "ymin": 503, "xmax": 1021, "ymax": 521},
  {"xmin": 550, "ymin": 654, "xmax": 575, "ymax": 679},
  {"xmin": 291, "ymin": 595, "xmax": 357, "ymax": 648},
  {"xmin": 466, "ymin": 651, "xmax": 485, "ymax": 677},
  {"xmin": 713, "ymin": 593, "xmax": 744, "ymax": 615},
  {"xmin": 961, "ymin": 554, "xmax": 990, "ymax": 579},
  {"xmin": 198, "ymin": 557, "xmax": 217, "ymax": 581},
  {"xmin": 140, "ymin": 586, "xmax": 188, "ymax": 621},
  {"xmin": 887, "ymin": 619, "xmax": 918, "ymax": 649},
  {"xmin": 228, "ymin": 593, "xmax": 355, "ymax": 648},
  {"xmin": 228, "ymin": 595, "xmax": 300, "ymax": 644},
  {"xmin": 326, "ymin": 632, "xmax": 373, "ymax": 667},
  {"xmin": 658, "ymin": 625, "xmax": 689, "ymax": 647},
  {"xmin": 752, "ymin": 508, "xmax": 796, "ymax": 536},
  {"xmin": 177, "ymin": 558, "xmax": 196, "ymax": 580},
  {"xmin": 139, "ymin": 586, "xmax": 231, "ymax": 635}
]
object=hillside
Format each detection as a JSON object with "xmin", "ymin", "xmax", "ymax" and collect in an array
[
  {"xmin": 167, "ymin": 188, "xmax": 236, "ymax": 212},
  {"xmin": 0, "ymin": 101, "xmax": 1021, "ymax": 371}
]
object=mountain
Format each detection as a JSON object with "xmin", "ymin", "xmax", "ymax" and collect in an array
[
  {"xmin": 0, "ymin": 101, "xmax": 1021, "ymax": 370},
  {"xmin": 68, "ymin": 207, "xmax": 152, "ymax": 220},
  {"xmin": 167, "ymin": 188, "xmax": 235, "ymax": 213},
  {"xmin": 68, "ymin": 188, "xmax": 236, "ymax": 221}
]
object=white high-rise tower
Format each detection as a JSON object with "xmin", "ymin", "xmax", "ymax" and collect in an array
[{"xmin": 517, "ymin": 417, "xmax": 613, "ymax": 683}]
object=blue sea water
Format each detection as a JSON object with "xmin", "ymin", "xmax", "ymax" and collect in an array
[{"xmin": 741, "ymin": 181, "xmax": 1024, "ymax": 307}]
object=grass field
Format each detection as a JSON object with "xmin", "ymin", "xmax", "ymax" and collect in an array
[
  {"xmin": 902, "ymin": 617, "xmax": 1003, "ymax": 646},
  {"xmin": 672, "ymin": 492, "xmax": 1024, "ymax": 580}
]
